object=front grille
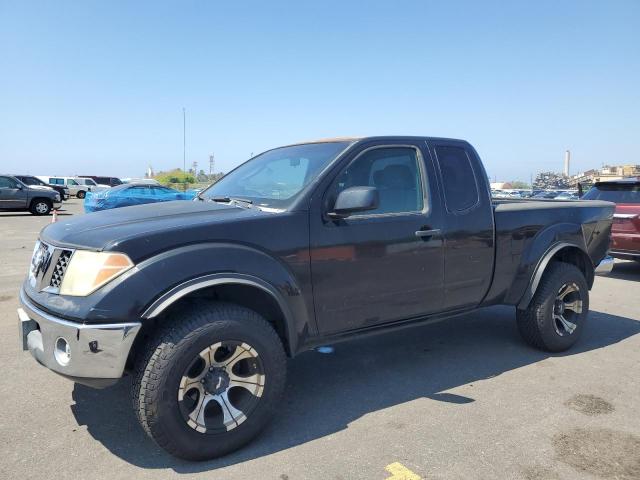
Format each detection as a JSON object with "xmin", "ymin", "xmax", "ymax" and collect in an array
[{"xmin": 49, "ymin": 250, "xmax": 73, "ymax": 288}]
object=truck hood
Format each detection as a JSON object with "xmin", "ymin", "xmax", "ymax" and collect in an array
[
  {"xmin": 29, "ymin": 185, "xmax": 55, "ymax": 192},
  {"xmin": 40, "ymin": 200, "xmax": 271, "ymax": 257}
]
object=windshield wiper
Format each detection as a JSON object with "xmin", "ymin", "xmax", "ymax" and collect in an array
[{"xmin": 211, "ymin": 196, "xmax": 253, "ymax": 207}]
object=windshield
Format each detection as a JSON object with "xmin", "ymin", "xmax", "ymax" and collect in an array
[
  {"xmin": 200, "ymin": 142, "xmax": 351, "ymax": 208},
  {"xmin": 78, "ymin": 178, "xmax": 97, "ymax": 185},
  {"xmin": 583, "ymin": 183, "xmax": 640, "ymax": 203},
  {"xmin": 20, "ymin": 176, "xmax": 44, "ymax": 186}
]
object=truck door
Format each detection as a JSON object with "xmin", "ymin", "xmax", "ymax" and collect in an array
[
  {"xmin": 309, "ymin": 141, "xmax": 445, "ymax": 334},
  {"xmin": 0, "ymin": 176, "xmax": 28, "ymax": 208},
  {"xmin": 427, "ymin": 140, "xmax": 495, "ymax": 309}
]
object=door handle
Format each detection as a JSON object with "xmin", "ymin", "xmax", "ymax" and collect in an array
[{"xmin": 415, "ymin": 228, "xmax": 441, "ymax": 239}]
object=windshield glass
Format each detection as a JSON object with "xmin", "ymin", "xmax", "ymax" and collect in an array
[
  {"xmin": 20, "ymin": 176, "xmax": 44, "ymax": 186},
  {"xmin": 200, "ymin": 142, "xmax": 351, "ymax": 208},
  {"xmin": 582, "ymin": 183, "xmax": 640, "ymax": 203}
]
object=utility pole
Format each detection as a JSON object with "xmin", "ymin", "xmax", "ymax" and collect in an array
[
  {"xmin": 209, "ymin": 154, "xmax": 214, "ymax": 178},
  {"xmin": 182, "ymin": 107, "xmax": 186, "ymax": 172}
]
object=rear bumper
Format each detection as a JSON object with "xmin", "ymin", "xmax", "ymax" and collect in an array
[
  {"xmin": 609, "ymin": 249, "xmax": 640, "ymax": 261},
  {"xmin": 18, "ymin": 288, "xmax": 141, "ymax": 388},
  {"xmin": 611, "ymin": 231, "xmax": 640, "ymax": 252},
  {"xmin": 595, "ymin": 256, "xmax": 615, "ymax": 275}
]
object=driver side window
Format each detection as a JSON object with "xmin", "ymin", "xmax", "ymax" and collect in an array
[
  {"xmin": 329, "ymin": 147, "xmax": 425, "ymax": 215},
  {"xmin": 0, "ymin": 176, "xmax": 18, "ymax": 189}
]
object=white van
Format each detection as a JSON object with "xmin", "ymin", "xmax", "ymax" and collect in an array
[
  {"xmin": 75, "ymin": 177, "xmax": 110, "ymax": 191},
  {"xmin": 36, "ymin": 176, "xmax": 106, "ymax": 199}
]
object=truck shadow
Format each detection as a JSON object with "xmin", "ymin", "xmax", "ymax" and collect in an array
[
  {"xmin": 70, "ymin": 306, "xmax": 640, "ymax": 472},
  {"xmin": 608, "ymin": 260, "xmax": 640, "ymax": 282}
]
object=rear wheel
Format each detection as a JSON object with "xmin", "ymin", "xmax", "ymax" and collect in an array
[
  {"xmin": 29, "ymin": 198, "xmax": 52, "ymax": 215},
  {"xmin": 516, "ymin": 262, "xmax": 589, "ymax": 352},
  {"xmin": 131, "ymin": 302, "xmax": 287, "ymax": 460},
  {"xmin": 76, "ymin": 190, "xmax": 86, "ymax": 199}
]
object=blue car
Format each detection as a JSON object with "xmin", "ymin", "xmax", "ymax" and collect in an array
[{"xmin": 84, "ymin": 183, "xmax": 197, "ymax": 213}]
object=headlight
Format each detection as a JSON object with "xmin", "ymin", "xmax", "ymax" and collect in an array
[{"xmin": 59, "ymin": 251, "xmax": 134, "ymax": 296}]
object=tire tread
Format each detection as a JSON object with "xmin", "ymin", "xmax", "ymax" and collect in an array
[
  {"xmin": 516, "ymin": 261, "xmax": 588, "ymax": 352},
  {"xmin": 130, "ymin": 301, "xmax": 286, "ymax": 460}
]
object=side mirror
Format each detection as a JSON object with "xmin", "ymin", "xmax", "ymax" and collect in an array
[
  {"xmin": 328, "ymin": 186, "xmax": 379, "ymax": 219},
  {"xmin": 16, "ymin": 184, "xmax": 23, "ymax": 190}
]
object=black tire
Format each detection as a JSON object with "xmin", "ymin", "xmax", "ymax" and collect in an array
[
  {"xmin": 76, "ymin": 190, "xmax": 86, "ymax": 199},
  {"xmin": 131, "ymin": 301, "xmax": 287, "ymax": 461},
  {"xmin": 516, "ymin": 262, "xmax": 589, "ymax": 352},
  {"xmin": 29, "ymin": 198, "xmax": 52, "ymax": 215}
]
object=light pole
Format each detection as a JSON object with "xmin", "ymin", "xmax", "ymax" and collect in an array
[{"xmin": 183, "ymin": 107, "xmax": 186, "ymax": 172}]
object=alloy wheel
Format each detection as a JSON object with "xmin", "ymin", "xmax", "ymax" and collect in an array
[
  {"xmin": 178, "ymin": 341, "xmax": 265, "ymax": 434},
  {"xmin": 552, "ymin": 282, "xmax": 583, "ymax": 336}
]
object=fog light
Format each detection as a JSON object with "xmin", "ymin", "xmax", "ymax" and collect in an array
[{"xmin": 54, "ymin": 337, "xmax": 71, "ymax": 366}]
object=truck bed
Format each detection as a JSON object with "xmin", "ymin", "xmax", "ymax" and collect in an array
[{"xmin": 484, "ymin": 198, "xmax": 615, "ymax": 306}]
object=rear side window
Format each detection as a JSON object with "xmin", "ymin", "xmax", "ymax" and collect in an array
[
  {"xmin": 583, "ymin": 184, "xmax": 640, "ymax": 203},
  {"xmin": 435, "ymin": 146, "xmax": 479, "ymax": 212}
]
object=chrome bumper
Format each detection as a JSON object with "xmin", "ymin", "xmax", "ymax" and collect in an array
[
  {"xmin": 595, "ymin": 256, "xmax": 615, "ymax": 275},
  {"xmin": 18, "ymin": 289, "xmax": 141, "ymax": 387}
]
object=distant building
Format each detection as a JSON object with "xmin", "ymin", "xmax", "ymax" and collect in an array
[
  {"xmin": 490, "ymin": 182, "xmax": 513, "ymax": 189},
  {"xmin": 568, "ymin": 164, "xmax": 640, "ymax": 187}
]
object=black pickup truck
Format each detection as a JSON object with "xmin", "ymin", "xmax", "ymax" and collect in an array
[{"xmin": 18, "ymin": 137, "xmax": 614, "ymax": 460}]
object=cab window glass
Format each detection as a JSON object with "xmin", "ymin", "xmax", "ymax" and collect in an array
[
  {"xmin": 435, "ymin": 146, "xmax": 479, "ymax": 212},
  {"xmin": 331, "ymin": 147, "xmax": 424, "ymax": 215},
  {"xmin": 0, "ymin": 176, "xmax": 18, "ymax": 188}
]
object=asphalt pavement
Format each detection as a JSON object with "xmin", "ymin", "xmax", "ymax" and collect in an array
[{"xmin": 1, "ymin": 201, "xmax": 639, "ymax": 480}]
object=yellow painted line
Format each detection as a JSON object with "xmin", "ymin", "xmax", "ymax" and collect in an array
[{"xmin": 385, "ymin": 462, "xmax": 422, "ymax": 480}]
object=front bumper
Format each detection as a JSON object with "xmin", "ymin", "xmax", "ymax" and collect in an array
[{"xmin": 18, "ymin": 288, "xmax": 141, "ymax": 388}]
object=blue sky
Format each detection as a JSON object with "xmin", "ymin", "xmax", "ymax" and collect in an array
[{"xmin": 1, "ymin": 0, "xmax": 638, "ymax": 181}]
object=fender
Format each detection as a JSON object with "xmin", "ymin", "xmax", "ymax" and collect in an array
[
  {"xmin": 499, "ymin": 222, "xmax": 589, "ymax": 307},
  {"xmin": 516, "ymin": 241, "xmax": 592, "ymax": 310},
  {"xmin": 82, "ymin": 242, "xmax": 315, "ymax": 355},
  {"xmin": 142, "ymin": 272, "xmax": 300, "ymax": 355}
]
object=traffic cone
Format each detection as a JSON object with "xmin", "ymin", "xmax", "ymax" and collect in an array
[{"xmin": 51, "ymin": 209, "xmax": 58, "ymax": 223}]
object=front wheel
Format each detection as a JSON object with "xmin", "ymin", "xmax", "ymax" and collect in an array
[
  {"xmin": 131, "ymin": 302, "xmax": 287, "ymax": 460},
  {"xmin": 516, "ymin": 262, "xmax": 589, "ymax": 352},
  {"xmin": 76, "ymin": 190, "xmax": 86, "ymax": 199},
  {"xmin": 29, "ymin": 199, "xmax": 52, "ymax": 215}
]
